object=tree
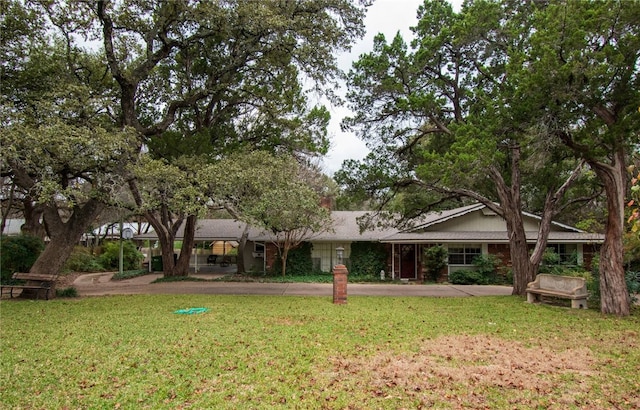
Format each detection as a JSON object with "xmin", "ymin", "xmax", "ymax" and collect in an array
[
  {"xmin": 255, "ymin": 180, "xmax": 332, "ymax": 277},
  {"xmin": 11, "ymin": 0, "xmax": 368, "ymax": 277},
  {"xmin": 1, "ymin": 3, "xmax": 138, "ymax": 279},
  {"xmin": 515, "ymin": 0, "xmax": 639, "ymax": 315},
  {"xmin": 204, "ymin": 151, "xmax": 332, "ymax": 277},
  {"xmin": 338, "ymin": 0, "xmax": 590, "ymax": 295},
  {"xmin": 91, "ymin": 0, "xmax": 366, "ymax": 276},
  {"xmin": 129, "ymin": 156, "xmax": 209, "ymax": 277}
]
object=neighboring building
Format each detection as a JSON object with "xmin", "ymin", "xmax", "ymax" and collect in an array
[{"xmin": 135, "ymin": 203, "xmax": 604, "ymax": 280}]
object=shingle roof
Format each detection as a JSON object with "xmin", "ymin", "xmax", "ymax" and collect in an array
[
  {"xmin": 382, "ymin": 231, "xmax": 604, "ymax": 243},
  {"xmin": 134, "ymin": 205, "xmax": 603, "ymax": 244},
  {"xmin": 135, "ymin": 211, "xmax": 396, "ymax": 242}
]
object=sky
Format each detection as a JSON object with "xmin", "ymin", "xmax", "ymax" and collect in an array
[{"xmin": 320, "ymin": 0, "xmax": 461, "ymax": 175}]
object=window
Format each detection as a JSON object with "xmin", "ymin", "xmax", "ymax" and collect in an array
[
  {"xmin": 448, "ymin": 245, "xmax": 481, "ymax": 265},
  {"xmin": 546, "ymin": 244, "xmax": 577, "ymax": 264},
  {"xmin": 254, "ymin": 243, "xmax": 265, "ymax": 253}
]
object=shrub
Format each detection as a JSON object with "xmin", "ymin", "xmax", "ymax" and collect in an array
[
  {"xmin": 98, "ymin": 241, "xmax": 144, "ymax": 270},
  {"xmin": 472, "ymin": 254, "xmax": 502, "ymax": 284},
  {"xmin": 423, "ymin": 245, "xmax": 447, "ymax": 282},
  {"xmin": 56, "ymin": 287, "xmax": 78, "ymax": 298},
  {"xmin": 272, "ymin": 242, "xmax": 313, "ymax": 276},
  {"xmin": 349, "ymin": 242, "xmax": 387, "ymax": 279},
  {"xmin": 111, "ymin": 269, "xmax": 149, "ymax": 281},
  {"xmin": 64, "ymin": 246, "xmax": 104, "ymax": 272},
  {"xmin": 0, "ymin": 235, "xmax": 45, "ymax": 283},
  {"xmin": 449, "ymin": 269, "xmax": 487, "ymax": 285},
  {"xmin": 625, "ymin": 271, "xmax": 639, "ymax": 304},
  {"xmin": 448, "ymin": 255, "xmax": 505, "ymax": 285}
]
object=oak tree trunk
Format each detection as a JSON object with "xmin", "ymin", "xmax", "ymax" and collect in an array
[
  {"xmin": 25, "ymin": 198, "xmax": 105, "ymax": 298},
  {"xmin": 174, "ymin": 215, "xmax": 197, "ymax": 276},
  {"xmin": 236, "ymin": 224, "xmax": 250, "ymax": 275}
]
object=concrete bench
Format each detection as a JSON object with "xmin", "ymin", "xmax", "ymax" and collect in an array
[
  {"xmin": 526, "ymin": 274, "xmax": 588, "ymax": 309},
  {"xmin": 1, "ymin": 272, "xmax": 58, "ymax": 300}
]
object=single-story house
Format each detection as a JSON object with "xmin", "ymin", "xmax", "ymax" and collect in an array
[{"xmin": 135, "ymin": 203, "xmax": 604, "ymax": 280}]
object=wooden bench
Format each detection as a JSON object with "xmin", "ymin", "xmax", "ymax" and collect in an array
[
  {"xmin": 0, "ymin": 272, "xmax": 59, "ymax": 300},
  {"xmin": 526, "ymin": 274, "xmax": 588, "ymax": 309}
]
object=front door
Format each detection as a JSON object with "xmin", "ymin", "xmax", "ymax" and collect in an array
[{"xmin": 400, "ymin": 244, "xmax": 417, "ymax": 279}]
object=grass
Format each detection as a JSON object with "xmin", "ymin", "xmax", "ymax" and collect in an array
[{"xmin": 1, "ymin": 295, "xmax": 639, "ymax": 409}]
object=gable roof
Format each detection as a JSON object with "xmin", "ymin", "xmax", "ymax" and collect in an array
[
  {"xmin": 380, "ymin": 203, "xmax": 601, "ymax": 243},
  {"xmin": 405, "ymin": 203, "xmax": 583, "ymax": 233},
  {"xmin": 134, "ymin": 204, "xmax": 603, "ymax": 244}
]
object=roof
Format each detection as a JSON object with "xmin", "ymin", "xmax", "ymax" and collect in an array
[
  {"xmin": 135, "ymin": 211, "xmax": 397, "ymax": 242},
  {"xmin": 382, "ymin": 231, "xmax": 604, "ymax": 244},
  {"xmin": 133, "ymin": 204, "xmax": 604, "ymax": 244},
  {"xmin": 405, "ymin": 202, "xmax": 583, "ymax": 233}
]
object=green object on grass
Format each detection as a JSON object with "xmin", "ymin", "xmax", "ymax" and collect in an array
[{"xmin": 174, "ymin": 307, "xmax": 209, "ymax": 315}]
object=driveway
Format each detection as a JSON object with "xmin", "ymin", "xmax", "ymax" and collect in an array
[{"xmin": 73, "ymin": 272, "xmax": 514, "ymax": 297}]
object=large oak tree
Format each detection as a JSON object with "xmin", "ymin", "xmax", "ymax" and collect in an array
[
  {"xmin": 4, "ymin": 0, "xmax": 369, "ymax": 277},
  {"xmin": 1, "ymin": 2, "xmax": 137, "ymax": 278}
]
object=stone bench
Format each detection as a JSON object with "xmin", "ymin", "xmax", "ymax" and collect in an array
[{"xmin": 526, "ymin": 274, "xmax": 588, "ymax": 309}]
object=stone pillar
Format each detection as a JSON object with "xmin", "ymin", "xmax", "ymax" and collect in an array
[{"xmin": 333, "ymin": 264, "xmax": 348, "ymax": 304}]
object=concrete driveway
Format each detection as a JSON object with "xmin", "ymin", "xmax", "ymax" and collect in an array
[{"xmin": 73, "ymin": 272, "xmax": 514, "ymax": 297}]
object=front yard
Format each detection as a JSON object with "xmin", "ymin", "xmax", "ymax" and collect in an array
[{"xmin": 1, "ymin": 295, "xmax": 638, "ymax": 409}]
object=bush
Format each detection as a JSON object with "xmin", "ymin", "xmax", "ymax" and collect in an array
[
  {"xmin": 423, "ymin": 245, "xmax": 447, "ymax": 282},
  {"xmin": 448, "ymin": 255, "xmax": 505, "ymax": 285},
  {"xmin": 472, "ymin": 254, "xmax": 502, "ymax": 284},
  {"xmin": 56, "ymin": 287, "xmax": 78, "ymax": 298},
  {"xmin": 271, "ymin": 242, "xmax": 314, "ymax": 276},
  {"xmin": 449, "ymin": 269, "xmax": 487, "ymax": 285},
  {"xmin": 0, "ymin": 235, "xmax": 45, "ymax": 283},
  {"xmin": 64, "ymin": 246, "xmax": 104, "ymax": 272},
  {"xmin": 625, "ymin": 271, "xmax": 640, "ymax": 304},
  {"xmin": 98, "ymin": 241, "xmax": 144, "ymax": 270},
  {"xmin": 349, "ymin": 242, "xmax": 387, "ymax": 279}
]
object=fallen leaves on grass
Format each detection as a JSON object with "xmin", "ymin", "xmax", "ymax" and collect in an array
[{"xmin": 324, "ymin": 334, "xmax": 602, "ymax": 408}]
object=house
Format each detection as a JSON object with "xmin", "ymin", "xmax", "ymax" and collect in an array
[
  {"xmin": 135, "ymin": 203, "xmax": 603, "ymax": 280},
  {"xmin": 379, "ymin": 203, "xmax": 602, "ymax": 280}
]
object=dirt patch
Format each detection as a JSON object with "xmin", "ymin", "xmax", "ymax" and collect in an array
[
  {"xmin": 56, "ymin": 272, "xmax": 83, "ymax": 289},
  {"xmin": 325, "ymin": 334, "xmax": 601, "ymax": 407}
]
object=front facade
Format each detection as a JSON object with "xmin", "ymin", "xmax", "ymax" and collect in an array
[
  {"xmin": 381, "ymin": 204, "xmax": 602, "ymax": 281},
  {"xmin": 137, "ymin": 204, "xmax": 603, "ymax": 280}
]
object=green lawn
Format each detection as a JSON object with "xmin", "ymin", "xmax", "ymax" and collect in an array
[{"xmin": 1, "ymin": 295, "xmax": 638, "ymax": 409}]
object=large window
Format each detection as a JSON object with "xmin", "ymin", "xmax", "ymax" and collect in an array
[
  {"xmin": 448, "ymin": 245, "xmax": 481, "ymax": 265},
  {"xmin": 546, "ymin": 244, "xmax": 577, "ymax": 264}
]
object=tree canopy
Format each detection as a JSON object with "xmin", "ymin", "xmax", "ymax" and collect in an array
[
  {"xmin": 1, "ymin": 0, "xmax": 369, "ymax": 278},
  {"xmin": 204, "ymin": 151, "xmax": 332, "ymax": 276},
  {"xmin": 338, "ymin": 0, "xmax": 638, "ymax": 314}
]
